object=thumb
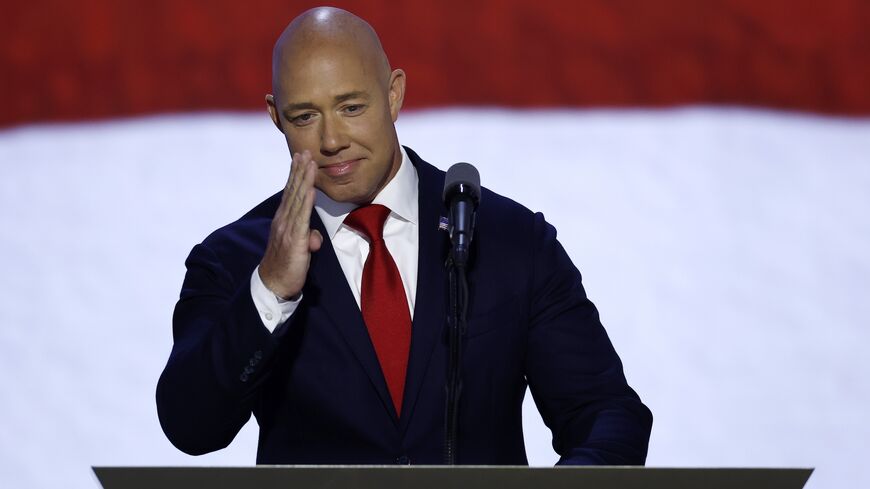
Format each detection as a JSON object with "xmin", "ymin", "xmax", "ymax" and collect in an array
[{"xmin": 309, "ymin": 229, "xmax": 323, "ymax": 252}]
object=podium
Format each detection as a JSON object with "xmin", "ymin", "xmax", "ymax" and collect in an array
[{"xmin": 93, "ymin": 466, "xmax": 813, "ymax": 489}]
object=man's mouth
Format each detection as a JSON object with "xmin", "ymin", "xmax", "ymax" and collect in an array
[{"xmin": 320, "ymin": 158, "xmax": 362, "ymax": 177}]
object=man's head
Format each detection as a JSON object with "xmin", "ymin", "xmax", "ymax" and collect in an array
[{"xmin": 266, "ymin": 7, "xmax": 406, "ymax": 204}]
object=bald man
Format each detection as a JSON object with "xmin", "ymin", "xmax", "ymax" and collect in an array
[{"xmin": 157, "ymin": 7, "xmax": 652, "ymax": 465}]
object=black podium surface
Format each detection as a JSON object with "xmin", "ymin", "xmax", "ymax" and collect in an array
[{"xmin": 93, "ymin": 465, "xmax": 813, "ymax": 489}]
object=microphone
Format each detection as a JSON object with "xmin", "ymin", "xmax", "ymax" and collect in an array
[
  {"xmin": 441, "ymin": 162, "xmax": 480, "ymax": 464},
  {"xmin": 442, "ymin": 162, "xmax": 481, "ymax": 267}
]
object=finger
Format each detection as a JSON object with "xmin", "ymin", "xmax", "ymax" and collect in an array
[
  {"xmin": 290, "ymin": 183, "xmax": 316, "ymax": 242},
  {"xmin": 288, "ymin": 151, "xmax": 306, "ymax": 199},
  {"xmin": 299, "ymin": 173, "xmax": 316, "ymax": 228},
  {"xmin": 309, "ymin": 229, "xmax": 323, "ymax": 252},
  {"xmin": 288, "ymin": 152, "xmax": 300, "ymax": 187},
  {"xmin": 302, "ymin": 153, "xmax": 316, "ymax": 192},
  {"xmin": 276, "ymin": 152, "xmax": 301, "ymax": 221},
  {"xmin": 286, "ymin": 151, "xmax": 314, "ymax": 226},
  {"xmin": 286, "ymin": 151, "xmax": 311, "ymax": 220}
]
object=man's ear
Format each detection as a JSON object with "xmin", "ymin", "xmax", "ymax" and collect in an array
[
  {"xmin": 265, "ymin": 94, "xmax": 284, "ymax": 133},
  {"xmin": 388, "ymin": 69, "xmax": 406, "ymax": 122}
]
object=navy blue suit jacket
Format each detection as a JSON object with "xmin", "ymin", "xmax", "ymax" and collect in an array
[{"xmin": 156, "ymin": 147, "xmax": 652, "ymax": 465}]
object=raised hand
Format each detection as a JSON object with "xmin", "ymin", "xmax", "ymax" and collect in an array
[{"xmin": 258, "ymin": 150, "xmax": 323, "ymax": 300}]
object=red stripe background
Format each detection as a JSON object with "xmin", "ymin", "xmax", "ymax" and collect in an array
[{"xmin": 2, "ymin": 0, "xmax": 869, "ymax": 127}]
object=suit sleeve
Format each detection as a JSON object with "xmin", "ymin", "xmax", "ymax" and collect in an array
[
  {"xmin": 156, "ymin": 242, "xmax": 292, "ymax": 455},
  {"xmin": 524, "ymin": 212, "xmax": 653, "ymax": 465}
]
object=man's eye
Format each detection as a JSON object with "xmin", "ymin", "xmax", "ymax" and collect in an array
[
  {"xmin": 344, "ymin": 104, "xmax": 365, "ymax": 115},
  {"xmin": 292, "ymin": 113, "xmax": 316, "ymax": 125}
]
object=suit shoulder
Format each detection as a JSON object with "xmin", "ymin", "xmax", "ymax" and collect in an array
[
  {"xmin": 198, "ymin": 191, "xmax": 281, "ymax": 257},
  {"xmin": 478, "ymin": 185, "xmax": 541, "ymax": 245},
  {"xmin": 480, "ymin": 186, "xmax": 534, "ymax": 220}
]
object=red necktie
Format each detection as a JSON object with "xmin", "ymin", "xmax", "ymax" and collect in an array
[{"xmin": 344, "ymin": 204, "xmax": 411, "ymax": 416}]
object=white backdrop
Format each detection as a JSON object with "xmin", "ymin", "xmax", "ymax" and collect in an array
[{"xmin": 1, "ymin": 107, "xmax": 868, "ymax": 488}]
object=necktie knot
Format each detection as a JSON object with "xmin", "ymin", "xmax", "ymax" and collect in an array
[{"xmin": 344, "ymin": 204, "xmax": 391, "ymax": 242}]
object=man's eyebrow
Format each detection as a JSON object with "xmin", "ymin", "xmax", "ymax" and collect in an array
[
  {"xmin": 334, "ymin": 91, "xmax": 368, "ymax": 103},
  {"xmin": 282, "ymin": 102, "xmax": 317, "ymax": 115}
]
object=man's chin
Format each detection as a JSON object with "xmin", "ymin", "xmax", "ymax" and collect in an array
[{"xmin": 318, "ymin": 183, "xmax": 374, "ymax": 205}]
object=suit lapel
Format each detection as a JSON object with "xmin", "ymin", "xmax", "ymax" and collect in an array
[
  {"xmin": 400, "ymin": 150, "xmax": 449, "ymax": 433},
  {"xmin": 305, "ymin": 211, "xmax": 400, "ymax": 423}
]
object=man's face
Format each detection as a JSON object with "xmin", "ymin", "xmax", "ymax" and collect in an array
[{"xmin": 269, "ymin": 44, "xmax": 405, "ymax": 204}]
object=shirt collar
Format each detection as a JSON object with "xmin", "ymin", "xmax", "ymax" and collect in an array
[{"xmin": 314, "ymin": 145, "xmax": 419, "ymax": 240}]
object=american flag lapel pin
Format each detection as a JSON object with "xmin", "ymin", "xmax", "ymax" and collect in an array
[{"xmin": 438, "ymin": 216, "xmax": 449, "ymax": 231}]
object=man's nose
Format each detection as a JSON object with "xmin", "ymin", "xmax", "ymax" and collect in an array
[{"xmin": 320, "ymin": 114, "xmax": 350, "ymax": 155}]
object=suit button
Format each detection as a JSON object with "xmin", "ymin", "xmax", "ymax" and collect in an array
[
  {"xmin": 395, "ymin": 455, "xmax": 410, "ymax": 465},
  {"xmin": 239, "ymin": 373, "xmax": 249, "ymax": 382}
]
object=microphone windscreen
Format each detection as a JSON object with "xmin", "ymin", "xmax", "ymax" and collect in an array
[{"xmin": 443, "ymin": 162, "xmax": 481, "ymax": 204}]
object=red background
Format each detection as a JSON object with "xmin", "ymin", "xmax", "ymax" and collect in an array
[{"xmin": 2, "ymin": 0, "xmax": 869, "ymax": 126}]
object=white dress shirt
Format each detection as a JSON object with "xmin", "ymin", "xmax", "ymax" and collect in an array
[{"xmin": 250, "ymin": 146, "xmax": 419, "ymax": 333}]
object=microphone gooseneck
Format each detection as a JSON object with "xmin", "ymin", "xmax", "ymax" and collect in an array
[{"xmin": 441, "ymin": 162, "xmax": 481, "ymax": 465}]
